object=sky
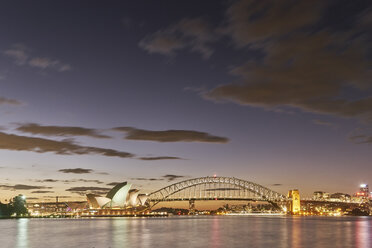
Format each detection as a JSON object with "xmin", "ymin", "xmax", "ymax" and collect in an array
[{"xmin": 0, "ymin": 0, "xmax": 371, "ymax": 203}]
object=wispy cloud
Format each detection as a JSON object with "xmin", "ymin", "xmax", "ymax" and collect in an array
[
  {"xmin": 66, "ymin": 186, "xmax": 111, "ymax": 196},
  {"xmin": 31, "ymin": 190, "xmax": 54, "ymax": 194},
  {"xmin": 16, "ymin": 123, "xmax": 110, "ymax": 139},
  {"xmin": 271, "ymin": 184, "xmax": 283, "ymax": 186},
  {"xmin": 139, "ymin": 156, "xmax": 182, "ymax": 160},
  {"xmin": 349, "ymin": 128, "xmax": 372, "ymax": 144},
  {"xmin": 130, "ymin": 177, "xmax": 164, "ymax": 181},
  {"xmin": 34, "ymin": 179, "xmax": 59, "ymax": 183},
  {"xmin": 3, "ymin": 44, "xmax": 29, "ymax": 65},
  {"xmin": 0, "ymin": 132, "xmax": 134, "ymax": 158},
  {"xmin": 3, "ymin": 44, "xmax": 71, "ymax": 72},
  {"xmin": 312, "ymin": 119, "xmax": 336, "ymax": 127},
  {"xmin": 113, "ymin": 127, "xmax": 229, "ymax": 143},
  {"xmin": 0, "ymin": 97, "xmax": 22, "ymax": 106},
  {"xmin": 59, "ymin": 168, "xmax": 93, "ymax": 174},
  {"xmin": 162, "ymin": 174, "xmax": 186, "ymax": 182},
  {"xmin": 34, "ymin": 178, "xmax": 104, "ymax": 184},
  {"xmin": 0, "ymin": 184, "xmax": 52, "ymax": 190},
  {"xmin": 139, "ymin": 18, "xmax": 217, "ymax": 59},
  {"xmin": 107, "ymin": 182, "xmax": 122, "ymax": 186},
  {"xmin": 28, "ymin": 57, "xmax": 71, "ymax": 72}
]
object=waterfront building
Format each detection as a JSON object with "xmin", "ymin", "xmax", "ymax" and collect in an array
[
  {"xmin": 27, "ymin": 201, "xmax": 87, "ymax": 216},
  {"xmin": 329, "ymin": 193, "xmax": 351, "ymax": 202},
  {"xmin": 354, "ymin": 184, "xmax": 371, "ymax": 200},
  {"xmin": 313, "ymin": 191, "xmax": 330, "ymax": 200},
  {"xmin": 86, "ymin": 182, "xmax": 148, "ymax": 209}
]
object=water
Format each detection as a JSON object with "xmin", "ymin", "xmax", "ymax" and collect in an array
[{"xmin": 0, "ymin": 216, "xmax": 371, "ymax": 248}]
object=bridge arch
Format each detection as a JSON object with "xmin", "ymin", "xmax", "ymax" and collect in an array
[{"xmin": 147, "ymin": 176, "xmax": 287, "ymax": 208}]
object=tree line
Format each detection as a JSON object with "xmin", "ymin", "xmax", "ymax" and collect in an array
[{"xmin": 0, "ymin": 195, "xmax": 28, "ymax": 218}]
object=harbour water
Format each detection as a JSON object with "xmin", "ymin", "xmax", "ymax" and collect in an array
[{"xmin": 0, "ymin": 216, "xmax": 371, "ymax": 248}]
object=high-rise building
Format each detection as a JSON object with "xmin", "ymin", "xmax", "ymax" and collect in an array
[
  {"xmin": 288, "ymin": 189, "xmax": 301, "ymax": 214},
  {"xmin": 356, "ymin": 184, "xmax": 370, "ymax": 199}
]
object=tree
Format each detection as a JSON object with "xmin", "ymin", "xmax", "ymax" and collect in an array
[
  {"xmin": 11, "ymin": 195, "xmax": 28, "ymax": 217},
  {"xmin": 0, "ymin": 202, "xmax": 12, "ymax": 217}
]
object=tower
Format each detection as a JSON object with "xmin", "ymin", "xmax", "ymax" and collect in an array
[{"xmin": 288, "ymin": 189, "xmax": 301, "ymax": 214}]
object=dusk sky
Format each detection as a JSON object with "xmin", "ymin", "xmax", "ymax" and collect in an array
[{"xmin": 0, "ymin": 0, "xmax": 371, "ymax": 202}]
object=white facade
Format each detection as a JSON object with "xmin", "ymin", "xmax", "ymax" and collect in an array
[{"xmin": 86, "ymin": 182, "xmax": 148, "ymax": 209}]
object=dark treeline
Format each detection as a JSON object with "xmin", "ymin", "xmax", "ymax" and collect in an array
[{"xmin": 0, "ymin": 195, "xmax": 28, "ymax": 218}]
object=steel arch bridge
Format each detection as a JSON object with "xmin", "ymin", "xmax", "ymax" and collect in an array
[{"xmin": 147, "ymin": 176, "xmax": 287, "ymax": 208}]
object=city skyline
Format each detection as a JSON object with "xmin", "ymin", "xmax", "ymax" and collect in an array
[{"xmin": 1, "ymin": 0, "xmax": 372, "ymax": 202}]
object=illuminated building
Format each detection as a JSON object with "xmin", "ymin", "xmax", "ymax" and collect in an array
[
  {"xmin": 86, "ymin": 182, "xmax": 148, "ymax": 209},
  {"xmin": 288, "ymin": 189, "xmax": 301, "ymax": 214},
  {"xmin": 329, "ymin": 193, "xmax": 351, "ymax": 202},
  {"xmin": 355, "ymin": 184, "xmax": 370, "ymax": 199},
  {"xmin": 313, "ymin": 191, "xmax": 330, "ymax": 200},
  {"xmin": 26, "ymin": 201, "xmax": 87, "ymax": 216}
]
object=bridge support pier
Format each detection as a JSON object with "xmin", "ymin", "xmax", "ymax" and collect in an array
[{"xmin": 189, "ymin": 200, "xmax": 196, "ymax": 214}]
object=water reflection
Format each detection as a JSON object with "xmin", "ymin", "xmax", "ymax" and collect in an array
[
  {"xmin": 16, "ymin": 218, "xmax": 29, "ymax": 248},
  {"xmin": 355, "ymin": 218, "xmax": 370, "ymax": 248},
  {"xmin": 291, "ymin": 218, "xmax": 302, "ymax": 248},
  {"xmin": 209, "ymin": 217, "xmax": 220, "ymax": 248},
  {"xmin": 1, "ymin": 216, "xmax": 371, "ymax": 248}
]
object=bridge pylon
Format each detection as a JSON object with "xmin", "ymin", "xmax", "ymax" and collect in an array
[{"xmin": 189, "ymin": 200, "xmax": 196, "ymax": 214}]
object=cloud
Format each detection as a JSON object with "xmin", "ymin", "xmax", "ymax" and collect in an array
[
  {"xmin": 205, "ymin": 2, "xmax": 372, "ymax": 121},
  {"xmin": 312, "ymin": 119, "xmax": 335, "ymax": 127},
  {"xmin": 3, "ymin": 44, "xmax": 29, "ymax": 65},
  {"xmin": 139, "ymin": 31, "xmax": 185, "ymax": 55},
  {"xmin": 31, "ymin": 190, "xmax": 54, "ymax": 194},
  {"xmin": 96, "ymin": 172, "xmax": 109, "ymax": 175},
  {"xmin": 107, "ymin": 182, "xmax": 121, "ymax": 186},
  {"xmin": 139, "ymin": 18, "xmax": 217, "ymax": 59},
  {"xmin": 59, "ymin": 168, "xmax": 93, "ymax": 174},
  {"xmin": 223, "ymin": 0, "xmax": 326, "ymax": 46},
  {"xmin": 2, "ymin": 44, "xmax": 71, "ymax": 72},
  {"xmin": 113, "ymin": 127, "xmax": 229, "ymax": 143},
  {"xmin": 68, "ymin": 179, "xmax": 103, "ymax": 184},
  {"xmin": 350, "ymin": 135, "xmax": 372, "ymax": 144},
  {"xmin": 130, "ymin": 178, "xmax": 164, "ymax": 181},
  {"xmin": 16, "ymin": 123, "xmax": 110, "ymax": 139},
  {"xmin": 34, "ymin": 178, "xmax": 103, "ymax": 184},
  {"xmin": 35, "ymin": 179, "xmax": 59, "ymax": 183},
  {"xmin": 0, "ymin": 184, "xmax": 52, "ymax": 190},
  {"xmin": 139, "ymin": 156, "xmax": 182, "ymax": 160},
  {"xmin": 0, "ymin": 131, "xmax": 134, "ymax": 158},
  {"xmin": 28, "ymin": 57, "xmax": 71, "ymax": 72},
  {"xmin": 162, "ymin": 174, "xmax": 186, "ymax": 182},
  {"xmin": 0, "ymin": 97, "xmax": 22, "ymax": 106},
  {"xmin": 349, "ymin": 128, "xmax": 372, "ymax": 144},
  {"xmin": 66, "ymin": 186, "xmax": 111, "ymax": 195}
]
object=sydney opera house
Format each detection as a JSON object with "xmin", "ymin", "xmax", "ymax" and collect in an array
[{"xmin": 86, "ymin": 182, "xmax": 148, "ymax": 209}]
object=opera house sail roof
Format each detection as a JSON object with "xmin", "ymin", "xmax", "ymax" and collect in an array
[{"xmin": 86, "ymin": 182, "xmax": 148, "ymax": 209}]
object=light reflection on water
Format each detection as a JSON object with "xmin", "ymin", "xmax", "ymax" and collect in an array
[
  {"xmin": 0, "ymin": 216, "xmax": 370, "ymax": 248},
  {"xmin": 16, "ymin": 218, "xmax": 28, "ymax": 248},
  {"xmin": 356, "ymin": 217, "xmax": 370, "ymax": 248}
]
